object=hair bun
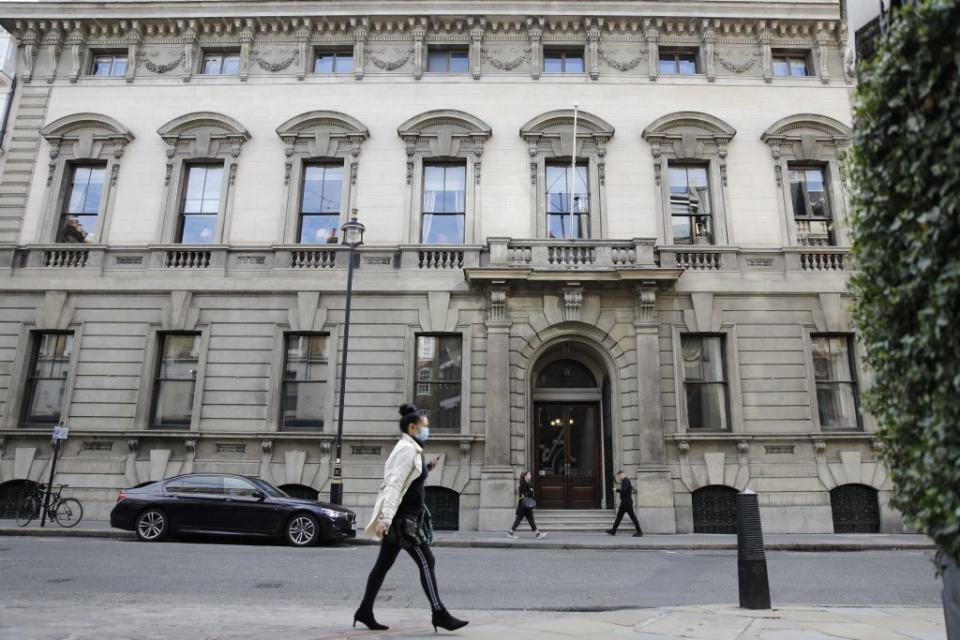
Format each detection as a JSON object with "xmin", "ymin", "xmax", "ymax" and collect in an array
[{"xmin": 399, "ymin": 403, "xmax": 418, "ymax": 417}]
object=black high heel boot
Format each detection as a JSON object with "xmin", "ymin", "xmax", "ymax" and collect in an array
[
  {"xmin": 353, "ymin": 607, "xmax": 389, "ymax": 631},
  {"xmin": 432, "ymin": 609, "xmax": 469, "ymax": 632}
]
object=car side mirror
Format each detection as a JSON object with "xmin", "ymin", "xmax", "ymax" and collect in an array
[{"xmin": 252, "ymin": 490, "xmax": 266, "ymax": 501}]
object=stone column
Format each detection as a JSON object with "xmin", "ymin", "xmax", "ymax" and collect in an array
[
  {"xmin": 479, "ymin": 283, "xmax": 515, "ymax": 530},
  {"xmin": 634, "ymin": 286, "xmax": 677, "ymax": 533}
]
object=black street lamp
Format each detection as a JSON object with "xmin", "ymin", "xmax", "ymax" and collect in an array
[{"xmin": 330, "ymin": 211, "xmax": 365, "ymax": 506}]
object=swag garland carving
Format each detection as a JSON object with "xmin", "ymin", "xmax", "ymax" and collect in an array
[
  {"xmin": 252, "ymin": 49, "xmax": 300, "ymax": 72},
  {"xmin": 480, "ymin": 47, "xmax": 530, "ymax": 71},
  {"xmin": 139, "ymin": 52, "xmax": 184, "ymax": 74},
  {"xmin": 367, "ymin": 48, "xmax": 414, "ymax": 71},
  {"xmin": 716, "ymin": 52, "xmax": 759, "ymax": 74},
  {"xmin": 597, "ymin": 48, "xmax": 645, "ymax": 72}
]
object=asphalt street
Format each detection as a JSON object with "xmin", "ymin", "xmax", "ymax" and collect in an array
[{"xmin": 0, "ymin": 536, "xmax": 942, "ymax": 612}]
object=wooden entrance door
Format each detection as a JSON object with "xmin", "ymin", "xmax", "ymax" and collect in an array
[{"xmin": 533, "ymin": 403, "xmax": 601, "ymax": 508}]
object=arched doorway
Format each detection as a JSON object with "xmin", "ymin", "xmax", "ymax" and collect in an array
[
  {"xmin": 830, "ymin": 484, "xmax": 880, "ymax": 533},
  {"xmin": 531, "ymin": 342, "xmax": 611, "ymax": 509},
  {"xmin": 692, "ymin": 485, "xmax": 738, "ymax": 533}
]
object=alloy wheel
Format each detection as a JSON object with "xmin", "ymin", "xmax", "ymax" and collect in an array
[
  {"xmin": 288, "ymin": 515, "xmax": 316, "ymax": 546},
  {"xmin": 137, "ymin": 511, "xmax": 166, "ymax": 541}
]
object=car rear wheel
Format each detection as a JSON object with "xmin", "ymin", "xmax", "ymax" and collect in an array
[
  {"xmin": 286, "ymin": 513, "xmax": 319, "ymax": 547},
  {"xmin": 135, "ymin": 509, "xmax": 168, "ymax": 542}
]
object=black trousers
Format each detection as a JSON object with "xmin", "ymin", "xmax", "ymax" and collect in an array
[
  {"xmin": 511, "ymin": 507, "xmax": 537, "ymax": 532},
  {"xmin": 612, "ymin": 502, "xmax": 642, "ymax": 533},
  {"xmin": 359, "ymin": 536, "xmax": 444, "ymax": 613}
]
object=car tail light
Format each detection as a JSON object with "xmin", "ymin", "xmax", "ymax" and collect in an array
[{"xmin": 116, "ymin": 492, "xmax": 128, "ymax": 504}]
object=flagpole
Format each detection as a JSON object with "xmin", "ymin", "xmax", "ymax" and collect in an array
[{"xmin": 570, "ymin": 103, "xmax": 578, "ymax": 239}]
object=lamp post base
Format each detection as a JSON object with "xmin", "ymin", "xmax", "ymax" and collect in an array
[{"xmin": 329, "ymin": 480, "xmax": 343, "ymax": 505}]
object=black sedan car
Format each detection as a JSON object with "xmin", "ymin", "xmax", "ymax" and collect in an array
[{"xmin": 110, "ymin": 473, "xmax": 356, "ymax": 546}]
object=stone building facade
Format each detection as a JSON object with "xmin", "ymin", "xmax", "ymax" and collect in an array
[{"xmin": 0, "ymin": 0, "xmax": 903, "ymax": 533}]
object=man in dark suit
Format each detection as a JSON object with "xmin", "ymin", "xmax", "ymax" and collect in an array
[{"xmin": 607, "ymin": 471, "xmax": 643, "ymax": 537}]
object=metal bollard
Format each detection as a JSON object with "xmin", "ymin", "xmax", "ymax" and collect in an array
[{"xmin": 736, "ymin": 489, "xmax": 771, "ymax": 609}]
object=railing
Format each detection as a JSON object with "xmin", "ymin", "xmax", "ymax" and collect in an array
[
  {"xmin": 487, "ymin": 238, "xmax": 656, "ymax": 269},
  {"xmin": 42, "ymin": 248, "xmax": 89, "ymax": 268},
  {"xmin": 799, "ymin": 250, "xmax": 846, "ymax": 272},
  {"xmin": 164, "ymin": 249, "xmax": 211, "ymax": 269},
  {"xmin": 291, "ymin": 249, "xmax": 337, "ymax": 269},
  {"xmin": 418, "ymin": 249, "xmax": 464, "ymax": 269},
  {"xmin": 657, "ymin": 246, "xmax": 738, "ymax": 272},
  {"xmin": 675, "ymin": 250, "xmax": 723, "ymax": 271}
]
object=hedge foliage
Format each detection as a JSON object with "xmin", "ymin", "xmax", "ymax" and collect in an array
[{"xmin": 849, "ymin": 0, "xmax": 960, "ymax": 561}]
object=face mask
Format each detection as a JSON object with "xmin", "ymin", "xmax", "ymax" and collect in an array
[{"xmin": 415, "ymin": 427, "xmax": 430, "ymax": 443}]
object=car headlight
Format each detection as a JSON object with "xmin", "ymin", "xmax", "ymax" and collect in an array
[{"xmin": 319, "ymin": 508, "xmax": 348, "ymax": 519}]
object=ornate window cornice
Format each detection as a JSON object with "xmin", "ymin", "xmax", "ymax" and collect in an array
[
  {"xmin": 276, "ymin": 110, "xmax": 369, "ymax": 184},
  {"xmin": 157, "ymin": 111, "xmax": 251, "ymax": 185},
  {"xmin": 39, "ymin": 113, "xmax": 135, "ymax": 186},
  {"xmin": 397, "ymin": 109, "xmax": 492, "ymax": 185},
  {"xmin": 641, "ymin": 111, "xmax": 736, "ymax": 185}
]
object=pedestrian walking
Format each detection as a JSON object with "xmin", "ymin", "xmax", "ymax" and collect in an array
[
  {"xmin": 606, "ymin": 471, "xmax": 643, "ymax": 537},
  {"xmin": 354, "ymin": 403, "xmax": 469, "ymax": 633},
  {"xmin": 507, "ymin": 471, "xmax": 547, "ymax": 539}
]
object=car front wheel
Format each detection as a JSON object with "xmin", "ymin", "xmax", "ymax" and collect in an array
[
  {"xmin": 286, "ymin": 513, "xmax": 319, "ymax": 547},
  {"xmin": 135, "ymin": 509, "xmax": 168, "ymax": 542}
]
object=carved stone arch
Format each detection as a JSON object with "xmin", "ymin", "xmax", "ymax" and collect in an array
[
  {"xmin": 37, "ymin": 113, "xmax": 135, "ymax": 243},
  {"xmin": 641, "ymin": 111, "xmax": 737, "ymax": 245},
  {"xmin": 761, "ymin": 114, "xmax": 853, "ymax": 246},
  {"xmin": 155, "ymin": 112, "xmax": 251, "ymax": 244},
  {"xmin": 520, "ymin": 109, "xmax": 615, "ymax": 239},
  {"xmin": 397, "ymin": 109, "xmax": 492, "ymax": 244},
  {"xmin": 276, "ymin": 111, "xmax": 371, "ymax": 243}
]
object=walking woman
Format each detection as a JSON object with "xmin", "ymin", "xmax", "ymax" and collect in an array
[
  {"xmin": 507, "ymin": 471, "xmax": 547, "ymax": 539},
  {"xmin": 355, "ymin": 404, "xmax": 469, "ymax": 633}
]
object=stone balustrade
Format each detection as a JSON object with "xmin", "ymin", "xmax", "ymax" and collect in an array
[{"xmin": 1, "ymin": 242, "xmax": 852, "ymax": 277}]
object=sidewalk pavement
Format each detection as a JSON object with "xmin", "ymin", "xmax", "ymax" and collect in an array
[
  {"xmin": 0, "ymin": 603, "xmax": 946, "ymax": 639},
  {"xmin": 0, "ymin": 519, "xmax": 936, "ymax": 551}
]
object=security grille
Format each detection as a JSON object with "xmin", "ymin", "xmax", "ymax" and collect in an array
[
  {"xmin": 425, "ymin": 487, "xmax": 460, "ymax": 531},
  {"xmin": 0, "ymin": 480, "xmax": 38, "ymax": 519},
  {"xmin": 692, "ymin": 485, "xmax": 738, "ymax": 534},
  {"xmin": 830, "ymin": 484, "xmax": 880, "ymax": 533}
]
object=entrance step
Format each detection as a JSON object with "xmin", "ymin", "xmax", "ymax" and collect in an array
[{"xmin": 534, "ymin": 509, "xmax": 617, "ymax": 532}]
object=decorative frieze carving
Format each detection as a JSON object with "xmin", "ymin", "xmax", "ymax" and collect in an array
[
  {"xmin": 480, "ymin": 47, "xmax": 530, "ymax": 71},
  {"xmin": 597, "ymin": 47, "xmax": 645, "ymax": 72},
  {"xmin": 367, "ymin": 47, "xmax": 414, "ymax": 71},
  {"xmin": 252, "ymin": 48, "xmax": 300, "ymax": 72},
  {"xmin": 139, "ymin": 51, "xmax": 184, "ymax": 74},
  {"xmin": 716, "ymin": 50, "xmax": 760, "ymax": 74}
]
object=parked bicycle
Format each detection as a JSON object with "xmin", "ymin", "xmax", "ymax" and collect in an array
[{"xmin": 16, "ymin": 484, "xmax": 83, "ymax": 528}]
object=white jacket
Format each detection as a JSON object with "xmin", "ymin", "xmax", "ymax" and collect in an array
[{"xmin": 364, "ymin": 433, "xmax": 423, "ymax": 538}]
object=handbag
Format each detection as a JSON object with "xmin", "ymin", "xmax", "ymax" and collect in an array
[{"xmin": 521, "ymin": 496, "xmax": 537, "ymax": 510}]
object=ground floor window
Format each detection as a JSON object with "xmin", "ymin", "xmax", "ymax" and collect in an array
[
  {"xmin": 425, "ymin": 487, "xmax": 460, "ymax": 531},
  {"xmin": 692, "ymin": 485, "xmax": 738, "ymax": 534},
  {"xmin": 830, "ymin": 484, "xmax": 880, "ymax": 533}
]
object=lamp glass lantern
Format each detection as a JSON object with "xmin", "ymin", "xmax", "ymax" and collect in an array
[{"xmin": 341, "ymin": 215, "xmax": 365, "ymax": 247}]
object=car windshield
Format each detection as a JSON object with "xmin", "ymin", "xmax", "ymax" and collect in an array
[{"xmin": 249, "ymin": 478, "xmax": 288, "ymax": 498}]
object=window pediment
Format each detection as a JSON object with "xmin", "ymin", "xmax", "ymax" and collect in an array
[
  {"xmin": 641, "ymin": 111, "xmax": 736, "ymax": 161},
  {"xmin": 157, "ymin": 111, "xmax": 250, "ymax": 158},
  {"xmin": 39, "ymin": 113, "xmax": 134, "ymax": 170},
  {"xmin": 276, "ymin": 110, "xmax": 369, "ymax": 156},
  {"xmin": 397, "ymin": 109, "xmax": 491, "ymax": 157},
  {"xmin": 520, "ymin": 109, "xmax": 614, "ymax": 157},
  {"xmin": 761, "ymin": 113, "xmax": 852, "ymax": 162}
]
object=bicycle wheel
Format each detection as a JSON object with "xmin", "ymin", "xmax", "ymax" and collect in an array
[
  {"xmin": 16, "ymin": 497, "xmax": 39, "ymax": 527},
  {"xmin": 54, "ymin": 498, "xmax": 83, "ymax": 528}
]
